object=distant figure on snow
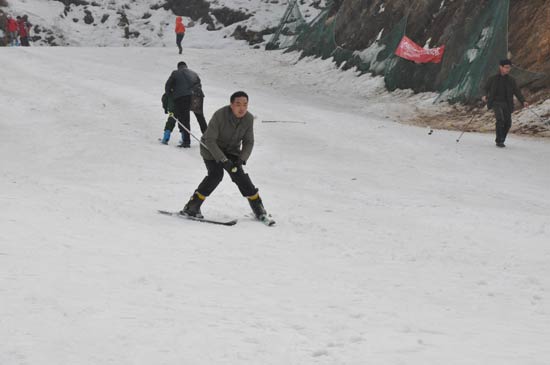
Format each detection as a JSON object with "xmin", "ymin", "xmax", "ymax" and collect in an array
[
  {"xmin": 482, "ymin": 59, "xmax": 528, "ymax": 148},
  {"xmin": 6, "ymin": 15, "xmax": 18, "ymax": 46},
  {"xmin": 175, "ymin": 16, "xmax": 186, "ymax": 55},
  {"xmin": 17, "ymin": 15, "xmax": 30, "ymax": 47},
  {"xmin": 180, "ymin": 91, "xmax": 274, "ymax": 225},
  {"xmin": 163, "ymin": 61, "xmax": 206, "ymax": 147}
]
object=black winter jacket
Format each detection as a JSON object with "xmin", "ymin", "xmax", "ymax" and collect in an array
[
  {"xmin": 484, "ymin": 74, "xmax": 525, "ymax": 111},
  {"xmin": 165, "ymin": 67, "xmax": 202, "ymax": 100}
]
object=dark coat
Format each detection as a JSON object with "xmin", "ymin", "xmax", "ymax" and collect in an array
[
  {"xmin": 164, "ymin": 67, "xmax": 202, "ymax": 100},
  {"xmin": 484, "ymin": 74, "xmax": 525, "ymax": 111},
  {"xmin": 161, "ymin": 93, "xmax": 175, "ymax": 114}
]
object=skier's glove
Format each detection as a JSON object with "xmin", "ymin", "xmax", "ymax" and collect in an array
[
  {"xmin": 222, "ymin": 159, "xmax": 238, "ymax": 173},
  {"xmin": 236, "ymin": 159, "xmax": 246, "ymax": 167}
]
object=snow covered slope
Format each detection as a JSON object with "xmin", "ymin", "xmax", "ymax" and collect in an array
[
  {"xmin": 5, "ymin": 0, "xmax": 325, "ymax": 46},
  {"xmin": 1, "ymin": 46, "xmax": 550, "ymax": 364}
]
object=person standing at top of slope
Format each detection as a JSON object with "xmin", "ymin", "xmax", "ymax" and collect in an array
[
  {"xmin": 17, "ymin": 15, "xmax": 30, "ymax": 47},
  {"xmin": 6, "ymin": 15, "xmax": 18, "ymax": 46},
  {"xmin": 164, "ymin": 61, "xmax": 203, "ymax": 147},
  {"xmin": 175, "ymin": 16, "xmax": 186, "ymax": 55},
  {"xmin": 181, "ymin": 91, "xmax": 273, "ymax": 224},
  {"xmin": 482, "ymin": 59, "xmax": 528, "ymax": 148}
]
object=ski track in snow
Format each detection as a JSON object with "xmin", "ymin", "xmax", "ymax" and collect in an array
[{"xmin": 1, "ymin": 47, "xmax": 550, "ymax": 365}]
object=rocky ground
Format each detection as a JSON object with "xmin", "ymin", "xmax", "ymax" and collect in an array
[{"xmin": 409, "ymin": 97, "xmax": 550, "ymax": 139}]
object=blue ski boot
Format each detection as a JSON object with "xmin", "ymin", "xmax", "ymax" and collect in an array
[{"xmin": 161, "ymin": 130, "xmax": 171, "ymax": 144}]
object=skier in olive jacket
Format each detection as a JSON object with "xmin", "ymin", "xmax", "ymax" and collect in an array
[
  {"xmin": 482, "ymin": 59, "xmax": 528, "ymax": 147},
  {"xmin": 181, "ymin": 91, "xmax": 271, "ymax": 222}
]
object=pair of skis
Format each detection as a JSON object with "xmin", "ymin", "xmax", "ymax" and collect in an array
[{"xmin": 158, "ymin": 210, "xmax": 275, "ymax": 226}]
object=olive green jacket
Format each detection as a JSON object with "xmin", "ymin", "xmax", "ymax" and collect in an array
[{"xmin": 200, "ymin": 106, "xmax": 254, "ymax": 162}]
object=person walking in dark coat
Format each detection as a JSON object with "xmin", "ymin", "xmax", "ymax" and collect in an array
[
  {"xmin": 181, "ymin": 91, "xmax": 271, "ymax": 222},
  {"xmin": 160, "ymin": 90, "xmax": 207, "ymax": 145},
  {"xmin": 164, "ymin": 61, "xmax": 206, "ymax": 147},
  {"xmin": 482, "ymin": 59, "xmax": 528, "ymax": 148}
]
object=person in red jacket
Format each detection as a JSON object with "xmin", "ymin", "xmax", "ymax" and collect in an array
[
  {"xmin": 17, "ymin": 15, "xmax": 30, "ymax": 47},
  {"xmin": 175, "ymin": 16, "xmax": 186, "ymax": 54},
  {"xmin": 6, "ymin": 15, "xmax": 18, "ymax": 46}
]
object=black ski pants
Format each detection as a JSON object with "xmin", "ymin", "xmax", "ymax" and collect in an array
[
  {"xmin": 492, "ymin": 102, "xmax": 512, "ymax": 144},
  {"xmin": 172, "ymin": 95, "xmax": 191, "ymax": 145},
  {"xmin": 164, "ymin": 110, "xmax": 207, "ymax": 135},
  {"xmin": 196, "ymin": 157, "xmax": 258, "ymax": 198},
  {"xmin": 191, "ymin": 96, "xmax": 208, "ymax": 133},
  {"xmin": 176, "ymin": 33, "xmax": 184, "ymax": 53}
]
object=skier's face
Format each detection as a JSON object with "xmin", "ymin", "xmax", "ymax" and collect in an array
[
  {"xmin": 499, "ymin": 64, "xmax": 511, "ymax": 75},
  {"xmin": 230, "ymin": 97, "xmax": 248, "ymax": 118}
]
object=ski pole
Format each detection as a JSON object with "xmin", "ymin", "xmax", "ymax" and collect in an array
[
  {"xmin": 170, "ymin": 113, "xmax": 239, "ymax": 173},
  {"xmin": 456, "ymin": 113, "xmax": 477, "ymax": 143},
  {"xmin": 526, "ymin": 107, "xmax": 550, "ymax": 125},
  {"xmin": 170, "ymin": 113, "xmax": 209, "ymax": 149}
]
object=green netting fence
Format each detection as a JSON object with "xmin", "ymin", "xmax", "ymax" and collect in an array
[
  {"xmin": 434, "ymin": 0, "xmax": 510, "ymax": 103},
  {"xmin": 268, "ymin": 0, "xmax": 545, "ymax": 104},
  {"xmin": 265, "ymin": 0, "xmax": 307, "ymax": 51}
]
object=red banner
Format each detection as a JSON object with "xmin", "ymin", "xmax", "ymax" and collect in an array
[{"xmin": 395, "ymin": 36, "xmax": 445, "ymax": 64}]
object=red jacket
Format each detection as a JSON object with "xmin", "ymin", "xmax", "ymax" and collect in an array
[
  {"xmin": 7, "ymin": 18, "xmax": 18, "ymax": 32},
  {"xmin": 175, "ymin": 17, "xmax": 185, "ymax": 34},
  {"xmin": 18, "ymin": 20, "xmax": 28, "ymax": 37}
]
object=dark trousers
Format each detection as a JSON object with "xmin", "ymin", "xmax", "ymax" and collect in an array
[
  {"xmin": 164, "ymin": 112, "xmax": 206, "ymax": 134},
  {"xmin": 194, "ymin": 112, "xmax": 207, "ymax": 133},
  {"xmin": 172, "ymin": 95, "xmax": 191, "ymax": 145},
  {"xmin": 176, "ymin": 33, "xmax": 184, "ymax": 53},
  {"xmin": 191, "ymin": 96, "xmax": 208, "ymax": 133},
  {"xmin": 493, "ymin": 102, "xmax": 512, "ymax": 144},
  {"xmin": 196, "ymin": 157, "xmax": 258, "ymax": 198},
  {"xmin": 164, "ymin": 102, "xmax": 207, "ymax": 136}
]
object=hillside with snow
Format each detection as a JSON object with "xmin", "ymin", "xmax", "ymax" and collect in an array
[{"xmin": 2, "ymin": 0, "xmax": 325, "ymax": 47}]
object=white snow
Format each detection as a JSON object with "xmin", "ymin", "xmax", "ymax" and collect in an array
[
  {"xmin": 1, "ymin": 45, "xmax": 550, "ymax": 365},
  {"xmin": 516, "ymin": 98, "xmax": 550, "ymax": 126},
  {"xmin": 424, "ymin": 37, "xmax": 432, "ymax": 49},
  {"xmin": 355, "ymin": 41, "xmax": 388, "ymax": 74},
  {"xmin": 5, "ymin": 0, "xmax": 325, "ymax": 47},
  {"xmin": 375, "ymin": 28, "xmax": 384, "ymax": 41}
]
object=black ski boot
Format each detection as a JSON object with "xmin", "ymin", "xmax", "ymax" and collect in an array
[
  {"xmin": 248, "ymin": 194, "xmax": 275, "ymax": 226},
  {"xmin": 181, "ymin": 192, "xmax": 205, "ymax": 218},
  {"xmin": 248, "ymin": 194, "xmax": 267, "ymax": 219}
]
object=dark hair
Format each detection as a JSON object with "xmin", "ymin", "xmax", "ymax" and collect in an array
[
  {"xmin": 230, "ymin": 91, "xmax": 248, "ymax": 103},
  {"xmin": 499, "ymin": 59, "xmax": 512, "ymax": 66},
  {"xmin": 177, "ymin": 61, "xmax": 187, "ymax": 68}
]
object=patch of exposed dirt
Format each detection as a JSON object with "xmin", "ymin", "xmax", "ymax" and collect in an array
[{"xmin": 408, "ymin": 102, "xmax": 550, "ymax": 139}]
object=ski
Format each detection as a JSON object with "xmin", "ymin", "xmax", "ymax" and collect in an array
[{"xmin": 158, "ymin": 210, "xmax": 237, "ymax": 226}]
